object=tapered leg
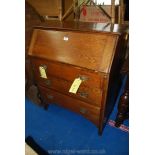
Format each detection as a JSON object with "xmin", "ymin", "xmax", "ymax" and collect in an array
[
  {"xmin": 98, "ymin": 127, "xmax": 103, "ymax": 136},
  {"xmin": 98, "ymin": 110, "xmax": 104, "ymax": 136},
  {"xmin": 37, "ymin": 88, "xmax": 49, "ymax": 110},
  {"xmin": 98, "ymin": 115, "xmax": 108, "ymax": 136}
]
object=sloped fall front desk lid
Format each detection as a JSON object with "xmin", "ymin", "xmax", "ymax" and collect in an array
[{"xmin": 28, "ymin": 21, "xmax": 128, "ymax": 73}]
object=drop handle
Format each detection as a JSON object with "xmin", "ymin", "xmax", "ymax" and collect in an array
[
  {"xmin": 78, "ymin": 92, "xmax": 88, "ymax": 98},
  {"xmin": 44, "ymin": 79, "xmax": 51, "ymax": 86},
  {"xmin": 47, "ymin": 95, "xmax": 54, "ymax": 100},
  {"xmin": 40, "ymin": 64, "xmax": 47, "ymax": 70},
  {"xmin": 80, "ymin": 108, "xmax": 87, "ymax": 114},
  {"xmin": 79, "ymin": 75, "xmax": 89, "ymax": 81}
]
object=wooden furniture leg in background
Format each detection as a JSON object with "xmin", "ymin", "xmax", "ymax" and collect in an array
[
  {"xmin": 115, "ymin": 76, "xmax": 129, "ymax": 127},
  {"xmin": 35, "ymin": 84, "xmax": 49, "ymax": 110}
]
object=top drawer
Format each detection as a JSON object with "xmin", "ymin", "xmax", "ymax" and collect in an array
[{"xmin": 31, "ymin": 58, "xmax": 104, "ymax": 89}]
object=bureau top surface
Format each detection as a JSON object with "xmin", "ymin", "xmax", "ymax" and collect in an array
[
  {"xmin": 34, "ymin": 20, "xmax": 128, "ymax": 35},
  {"xmin": 29, "ymin": 21, "xmax": 128, "ymax": 73}
]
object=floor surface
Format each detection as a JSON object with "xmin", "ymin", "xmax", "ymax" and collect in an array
[{"xmin": 25, "ymin": 76, "xmax": 129, "ymax": 155}]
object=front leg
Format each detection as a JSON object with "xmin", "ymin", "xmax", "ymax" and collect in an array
[{"xmin": 37, "ymin": 87, "xmax": 49, "ymax": 110}]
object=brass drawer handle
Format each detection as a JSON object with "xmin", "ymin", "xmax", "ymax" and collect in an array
[
  {"xmin": 79, "ymin": 75, "xmax": 89, "ymax": 81},
  {"xmin": 47, "ymin": 94, "xmax": 53, "ymax": 100},
  {"xmin": 40, "ymin": 64, "xmax": 47, "ymax": 70},
  {"xmin": 44, "ymin": 79, "xmax": 51, "ymax": 86},
  {"xmin": 78, "ymin": 92, "xmax": 88, "ymax": 98},
  {"xmin": 80, "ymin": 108, "xmax": 87, "ymax": 114}
]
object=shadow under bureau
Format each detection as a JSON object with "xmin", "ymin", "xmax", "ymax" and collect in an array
[{"xmin": 28, "ymin": 21, "xmax": 128, "ymax": 135}]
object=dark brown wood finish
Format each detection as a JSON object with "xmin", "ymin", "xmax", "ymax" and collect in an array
[
  {"xmin": 115, "ymin": 56, "xmax": 129, "ymax": 127},
  {"xmin": 28, "ymin": 21, "xmax": 128, "ymax": 135}
]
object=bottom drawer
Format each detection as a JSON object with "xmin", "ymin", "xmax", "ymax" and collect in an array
[{"xmin": 38, "ymin": 86, "xmax": 100, "ymax": 126}]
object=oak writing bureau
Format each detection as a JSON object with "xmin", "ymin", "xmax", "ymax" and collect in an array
[{"xmin": 28, "ymin": 21, "xmax": 128, "ymax": 135}]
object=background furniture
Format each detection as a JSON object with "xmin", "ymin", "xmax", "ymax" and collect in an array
[
  {"xmin": 26, "ymin": 0, "xmax": 63, "ymax": 20},
  {"xmin": 115, "ymin": 56, "xmax": 129, "ymax": 127},
  {"xmin": 26, "ymin": 0, "xmax": 128, "ymax": 23}
]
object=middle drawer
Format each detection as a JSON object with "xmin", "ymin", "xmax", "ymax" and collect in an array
[{"xmin": 35, "ymin": 75, "xmax": 102, "ymax": 107}]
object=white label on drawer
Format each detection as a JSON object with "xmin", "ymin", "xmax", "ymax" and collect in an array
[
  {"xmin": 63, "ymin": 36, "xmax": 68, "ymax": 41},
  {"xmin": 69, "ymin": 78, "xmax": 82, "ymax": 94},
  {"xmin": 39, "ymin": 66, "xmax": 47, "ymax": 79}
]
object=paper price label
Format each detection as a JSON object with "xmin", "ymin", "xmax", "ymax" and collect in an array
[
  {"xmin": 39, "ymin": 66, "xmax": 47, "ymax": 79},
  {"xmin": 69, "ymin": 78, "xmax": 82, "ymax": 94}
]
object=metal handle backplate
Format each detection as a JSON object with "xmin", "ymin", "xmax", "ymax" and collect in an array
[
  {"xmin": 47, "ymin": 94, "xmax": 53, "ymax": 100},
  {"xmin": 80, "ymin": 108, "xmax": 87, "ymax": 114},
  {"xmin": 78, "ymin": 92, "xmax": 88, "ymax": 98},
  {"xmin": 40, "ymin": 64, "xmax": 47, "ymax": 70},
  {"xmin": 79, "ymin": 75, "xmax": 89, "ymax": 81},
  {"xmin": 44, "ymin": 79, "xmax": 51, "ymax": 86}
]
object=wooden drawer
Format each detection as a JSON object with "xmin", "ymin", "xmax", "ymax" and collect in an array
[
  {"xmin": 38, "ymin": 86, "xmax": 100, "ymax": 126},
  {"xmin": 31, "ymin": 57, "xmax": 104, "ymax": 89},
  {"xmin": 35, "ymin": 75, "xmax": 102, "ymax": 107}
]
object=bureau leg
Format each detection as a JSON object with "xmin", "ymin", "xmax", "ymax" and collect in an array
[
  {"xmin": 98, "ymin": 127, "xmax": 103, "ymax": 136},
  {"xmin": 98, "ymin": 113, "xmax": 107, "ymax": 136},
  {"xmin": 115, "ymin": 90, "xmax": 129, "ymax": 127},
  {"xmin": 43, "ymin": 103, "xmax": 49, "ymax": 110},
  {"xmin": 37, "ymin": 90, "xmax": 49, "ymax": 110},
  {"xmin": 98, "ymin": 117, "xmax": 108, "ymax": 136}
]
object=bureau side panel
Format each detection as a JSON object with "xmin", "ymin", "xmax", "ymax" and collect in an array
[
  {"xmin": 98, "ymin": 35, "xmax": 123, "ymax": 134},
  {"xmin": 104, "ymin": 34, "xmax": 126, "ymax": 125}
]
